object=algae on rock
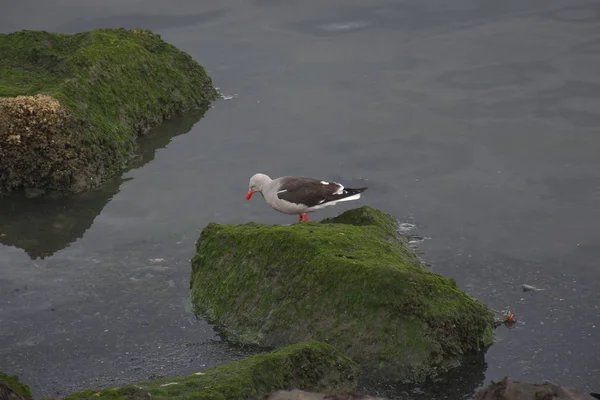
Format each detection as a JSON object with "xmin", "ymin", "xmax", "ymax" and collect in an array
[
  {"xmin": 191, "ymin": 206, "xmax": 495, "ymax": 383},
  {"xmin": 0, "ymin": 370, "xmax": 33, "ymax": 400},
  {"xmin": 0, "ymin": 28, "xmax": 217, "ymax": 194},
  {"xmin": 59, "ymin": 341, "xmax": 358, "ymax": 400}
]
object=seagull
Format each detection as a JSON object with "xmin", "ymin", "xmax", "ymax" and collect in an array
[{"xmin": 246, "ymin": 173, "xmax": 368, "ymax": 222}]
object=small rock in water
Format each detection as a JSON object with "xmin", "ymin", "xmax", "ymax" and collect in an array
[
  {"xmin": 474, "ymin": 376, "xmax": 597, "ymax": 400},
  {"xmin": 522, "ymin": 284, "xmax": 545, "ymax": 292}
]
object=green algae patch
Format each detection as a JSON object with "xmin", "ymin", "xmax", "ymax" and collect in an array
[
  {"xmin": 191, "ymin": 206, "xmax": 495, "ymax": 383},
  {"xmin": 58, "ymin": 341, "xmax": 358, "ymax": 400},
  {"xmin": 0, "ymin": 370, "xmax": 33, "ymax": 399},
  {"xmin": 0, "ymin": 28, "xmax": 217, "ymax": 193}
]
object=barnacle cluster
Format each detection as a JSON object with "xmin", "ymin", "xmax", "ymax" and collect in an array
[{"xmin": 0, "ymin": 95, "xmax": 77, "ymax": 191}]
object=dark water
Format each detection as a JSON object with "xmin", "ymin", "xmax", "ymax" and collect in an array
[{"xmin": 1, "ymin": 0, "xmax": 600, "ymax": 399}]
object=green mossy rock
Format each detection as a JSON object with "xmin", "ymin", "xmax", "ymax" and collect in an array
[
  {"xmin": 0, "ymin": 28, "xmax": 217, "ymax": 193},
  {"xmin": 0, "ymin": 370, "xmax": 33, "ymax": 399},
  {"xmin": 191, "ymin": 206, "xmax": 495, "ymax": 383},
  {"xmin": 57, "ymin": 341, "xmax": 358, "ymax": 400}
]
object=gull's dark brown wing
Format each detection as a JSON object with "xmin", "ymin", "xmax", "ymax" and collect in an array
[{"xmin": 276, "ymin": 176, "xmax": 366, "ymax": 208}]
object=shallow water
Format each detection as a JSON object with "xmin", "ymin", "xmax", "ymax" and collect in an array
[{"xmin": 1, "ymin": 0, "xmax": 600, "ymax": 398}]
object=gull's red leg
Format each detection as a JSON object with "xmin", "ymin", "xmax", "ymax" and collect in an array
[{"xmin": 303, "ymin": 213, "xmax": 310, "ymax": 222}]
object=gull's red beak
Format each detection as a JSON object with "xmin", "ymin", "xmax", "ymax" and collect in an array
[{"xmin": 246, "ymin": 190, "xmax": 253, "ymax": 200}]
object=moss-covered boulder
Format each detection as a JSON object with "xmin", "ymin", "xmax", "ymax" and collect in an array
[
  {"xmin": 0, "ymin": 370, "xmax": 33, "ymax": 400},
  {"xmin": 58, "ymin": 341, "xmax": 358, "ymax": 400},
  {"xmin": 191, "ymin": 206, "xmax": 495, "ymax": 383},
  {"xmin": 0, "ymin": 28, "xmax": 217, "ymax": 194}
]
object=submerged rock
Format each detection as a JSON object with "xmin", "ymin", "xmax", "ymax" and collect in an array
[
  {"xmin": 0, "ymin": 371, "xmax": 33, "ymax": 400},
  {"xmin": 0, "ymin": 28, "xmax": 217, "ymax": 194},
  {"xmin": 190, "ymin": 206, "xmax": 495, "ymax": 383},
  {"xmin": 474, "ymin": 376, "xmax": 598, "ymax": 400},
  {"xmin": 59, "ymin": 341, "xmax": 358, "ymax": 399}
]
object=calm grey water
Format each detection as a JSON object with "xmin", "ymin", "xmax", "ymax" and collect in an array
[{"xmin": 1, "ymin": 0, "xmax": 600, "ymax": 399}]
